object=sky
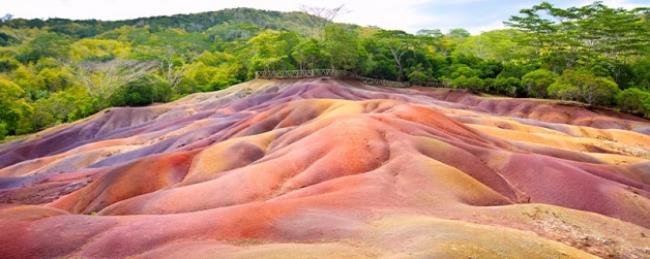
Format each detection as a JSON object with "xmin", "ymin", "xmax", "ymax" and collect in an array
[{"xmin": 2, "ymin": 0, "xmax": 648, "ymax": 34}]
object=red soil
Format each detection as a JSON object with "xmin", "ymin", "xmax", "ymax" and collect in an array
[{"xmin": 0, "ymin": 78, "xmax": 649, "ymax": 258}]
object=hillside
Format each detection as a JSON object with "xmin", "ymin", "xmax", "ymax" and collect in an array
[
  {"xmin": 2, "ymin": 8, "xmax": 330, "ymax": 37},
  {"xmin": 1, "ymin": 78, "xmax": 649, "ymax": 258}
]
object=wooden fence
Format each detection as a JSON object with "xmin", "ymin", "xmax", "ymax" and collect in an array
[{"xmin": 254, "ymin": 69, "xmax": 411, "ymax": 88}]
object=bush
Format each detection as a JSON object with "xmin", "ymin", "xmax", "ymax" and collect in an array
[
  {"xmin": 494, "ymin": 76, "xmax": 521, "ymax": 96},
  {"xmin": 449, "ymin": 64, "xmax": 479, "ymax": 79},
  {"xmin": 452, "ymin": 76, "xmax": 484, "ymax": 91},
  {"xmin": 0, "ymin": 78, "xmax": 33, "ymax": 135},
  {"xmin": 111, "ymin": 75, "xmax": 172, "ymax": 107},
  {"xmin": 617, "ymin": 88, "xmax": 650, "ymax": 116},
  {"xmin": 0, "ymin": 122, "xmax": 7, "ymax": 140},
  {"xmin": 548, "ymin": 70, "xmax": 620, "ymax": 106},
  {"xmin": 522, "ymin": 69, "xmax": 557, "ymax": 98},
  {"xmin": 0, "ymin": 58, "xmax": 19, "ymax": 72},
  {"xmin": 408, "ymin": 70, "xmax": 429, "ymax": 85}
]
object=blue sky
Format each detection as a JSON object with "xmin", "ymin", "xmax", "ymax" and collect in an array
[{"xmin": 3, "ymin": 0, "xmax": 648, "ymax": 34}]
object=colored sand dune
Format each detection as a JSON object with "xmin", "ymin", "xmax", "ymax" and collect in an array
[{"xmin": 1, "ymin": 78, "xmax": 649, "ymax": 258}]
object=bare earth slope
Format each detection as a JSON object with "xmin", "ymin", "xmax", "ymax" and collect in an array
[{"xmin": 0, "ymin": 78, "xmax": 649, "ymax": 258}]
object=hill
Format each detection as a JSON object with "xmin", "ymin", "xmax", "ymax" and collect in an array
[
  {"xmin": 1, "ymin": 8, "xmax": 330, "ymax": 37},
  {"xmin": 0, "ymin": 78, "xmax": 649, "ymax": 258}
]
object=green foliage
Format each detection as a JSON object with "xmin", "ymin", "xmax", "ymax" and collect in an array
[
  {"xmin": 452, "ymin": 76, "xmax": 484, "ymax": 91},
  {"xmin": 617, "ymin": 88, "xmax": 650, "ymax": 116},
  {"xmin": 177, "ymin": 60, "xmax": 241, "ymax": 94},
  {"xmin": 522, "ymin": 69, "xmax": 557, "ymax": 98},
  {"xmin": 454, "ymin": 30, "xmax": 533, "ymax": 61},
  {"xmin": 111, "ymin": 75, "xmax": 171, "ymax": 106},
  {"xmin": 494, "ymin": 76, "xmax": 522, "ymax": 97},
  {"xmin": 0, "ymin": 122, "xmax": 7, "ymax": 140},
  {"xmin": 408, "ymin": 70, "xmax": 429, "ymax": 85},
  {"xmin": 548, "ymin": 70, "xmax": 620, "ymax": 106},
  {"xmin": 292, "ymin": 38, "xmax": 325, "ymax": 70},
  {"xmin": 323, "ymin": 24, "xmax": 361, "ymax": 71},
  {"xmin": 70, "ymin": 39, "xmax": 130, "ymax": 61},
  {"xmin": 16, "ymin": 32, "xmax": 71, "ymax": 63},
  {"xmin": 35, "ymin": 66, "xmax": 75, "ymax": 91},
  {"xmin": 248, "ymin": 30, "xmax": 298, "ymax": 75},
  {"xmin": 0, "ymin": 78, "xmax": 33, "ymax": 134},
  {"xmin": 449, "ymin": 64, "xmax": 479, "ymax": 79},
  {"xmin": 30, "ymin": 86, "xmax": 97, "ymax": 130},
  {"xmin": 0, "ymin": 57, "xmax": 19, "ymax": 72}
]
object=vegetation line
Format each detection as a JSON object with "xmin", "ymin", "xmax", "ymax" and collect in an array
[{"xmin": 254, "ymin": 69, "xmax": 412, "ymax": 88}]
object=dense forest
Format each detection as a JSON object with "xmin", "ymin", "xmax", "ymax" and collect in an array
[{"xmin": 0, "ymin": 2, "xmax": 649, "ymax": 140}]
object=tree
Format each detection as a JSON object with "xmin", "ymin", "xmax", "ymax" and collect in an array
[
  {"xmin": 322, "ymin": 24, "xmax": 361, "ymax": 71},
  {"xmin": 70, "ymin": 38, "xmax": 130, "ymax": 61},
  {"xmin": 522, "ymin": 69, "xmax": 557, "ymax": 98},
  {"xmin": 30, "ymin": 86, "xmax": 97, "ymax": 130},
  {"xmin": 247, "ymin": 30, "xmax": 298, "ymax": 75},
  {"xmin": 35, "ymin": 66, "xmax": 76, "ymax": 92},
  {"xmin": 0, "ymin": 57, "xmax": 19, "ymax": 72},
  {"xmin": 548, "ymin": 70, "xmax": 620, "ymax": 106},
  {"xmin": 111, "ymin": 75, "xmax": 171, "ymax": 106},
  {"xmin": 506, "ymin": 2, "xmax": 650, "ymax": 75},
  {"xmin": 292, "ymin": 38, "xmax": 325, "ymax": 70},
  {"xmin": 17, "ymin": 32, "xmax": 71, "ymax": 63},
  {"xmin": 0, "ymin": 78, "xmax": 33, "ymax": 135},
  {"xmin": 617, "ymin": 88, "xmax": 650, "ymax": 116},
  {"xmin": 299, "ymin": 5, "xmax": 347, "ymax": 38},
  {"xmin": 454, "ymin": 30, "xmax": 532, "ymax": 61},
  {"xmin": 452, "ymin": 76, "xmax": 484, "ymax": 92},
  {"xmin": 0, "ymin": 13, "xmax": 13, "ymax": 23},
  {"xmin": 375, "ymin": 30, "xmax": 416, "ymax": 81},
  {"xmin": 408, "ymin": 69, "xmax": 429, "ymax": 85},
  {"xmin": 76, "ymin": 59, "xmax": 159, "ymax": 105},
  {"xmin": 417, "ymin": 29, "xmax": 443, "ymax": 38},
  {"xmin": 494, "ymin": 76, "xmax": 522, "ymax": 96},
  {"xmin": 177, "ymin": 62, "xmax": 241, "ymax": 94},
  {"xmin": 449, "ymin": 64, "xmax": 479, "ymax": 79},
  {"xmin": 448, "ymin": 28, "xmax": 471, "ymax": 38}
]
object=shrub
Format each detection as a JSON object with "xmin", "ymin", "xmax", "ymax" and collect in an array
[
  {"xmin": 522, "ymin": 69, "xmax": 557, "ymax": 98},
  {"xmin": 111, "ymin": 75, "xmax": 171, "ymax": 107},
  {"xmin": 0, "ymin": 122, "xmax": 7, "ymax": 140},
  {"xmin": 452, "ymin": 75, "xmax": 484, "ymax": 91},
  {"xmin": 408, "ymin": 70, "xmax": 429, "ymax": 85},
  {"xmin": 548, "ymin": 70, "xmax": 620, "ymax": 106},
  {"xmin": 0, "ymin": 58, "xmax": 19, "ymax": 72},
  {"xmin": 617, "ymin": 88, "xmax": 650, "ymax": 116},
  {"xmin": 494, "ymin": 76, "xmax": 521, "ymax": 97}
]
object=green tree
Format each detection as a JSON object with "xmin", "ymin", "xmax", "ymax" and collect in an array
[
  {"xmin": 408, "ymin": 69, "xmax": 429, "ymax": 85},
  {"xmin": 111, "ymin": 75, "xmax": 171, "ymax": 106},
  {"xmin": 292, "ymin": 38, "xmax": 325, "ymax": 70},
  {"xmin": 0, "ymin": 57, "xmax": 19, "ymax": 72},
  {"xmin": 70, "ymin": 38, "xmax": 130, "ymax": 61},
  {"xmin": 247, "ymin": 30, "xmax": 299, "ymax": 75},
  {"xmin": 17, "ymin": 32, "xmax": 71, "ymax": 63},
  {"xmin": 617, "ymin": 88, "xmax": 650, "ymax": 116},
  {"xmin": 452, "ymin": 75, "xmax": 484, "ymax": 91},
  {"xmin": 322, "ymin": 24, "xmax": 361, "ymax": 71},
  {"xmin": 548, "ymin": 70, "xmax": 620, "ymax": 106},
  {"xmin": 0, "ymin": 78, "xmax": 33, "ymax": 135},
  {"xmin": 522, "ymin": 69, "xmax": 557, "ymax": 98},
  {"xmin": 494, "ymin": 76, "xmax": 522, "ymax": 96}
]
